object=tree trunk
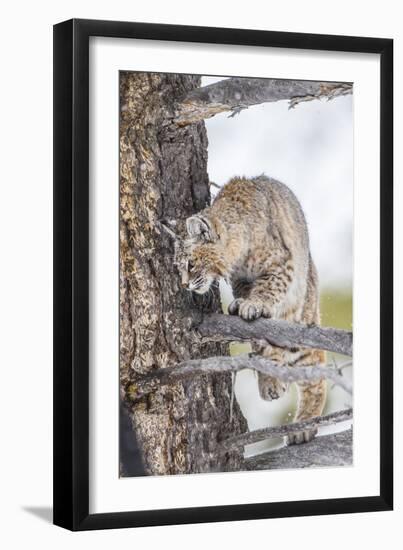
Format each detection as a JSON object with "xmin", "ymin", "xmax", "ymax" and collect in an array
[{"xmin": 119, "ymin": 72, "xmax": 247, "ymax": 476}]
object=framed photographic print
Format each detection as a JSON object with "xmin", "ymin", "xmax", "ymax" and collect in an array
[{"xmin": 53, "ymin": 19, "xmax": 393, "ymax": 530}]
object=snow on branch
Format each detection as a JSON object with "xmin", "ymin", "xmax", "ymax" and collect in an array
[
  {"xmin": 219, "ymin": 408, "xmax": 353, "ymax": 453},
  {"xmin": 174, "ymin": 78, "xmax": 352, "ymax": 125},
  {"xmin": 128, "ymin": 354, "xmax": 352, "ymax": 401},
  {"xmin": 196, "ymin": 313, "xmax": 352, "ymax": 357}
]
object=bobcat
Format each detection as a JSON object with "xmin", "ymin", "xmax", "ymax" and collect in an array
[{"xmin": 175, "ymin": 175, "xmax": 326, "ymax": 445}]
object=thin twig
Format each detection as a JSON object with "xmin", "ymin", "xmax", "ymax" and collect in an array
[
  {"xmin": 229, "ymin": 371, "xmax": 236, "ymax": 423},
  {"xmin": 209, "ymin": 181, "xmax": 221, "ymax": 189}
]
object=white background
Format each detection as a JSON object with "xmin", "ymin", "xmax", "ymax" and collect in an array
[{"xmin": 0, "ymin": 0, "xmax": 400, "ymax": 548}]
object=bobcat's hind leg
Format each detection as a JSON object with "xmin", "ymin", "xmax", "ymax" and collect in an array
[
  {"xmin": 286, "ymin": 350, "xmax": 327, "ymax": 445},
  {"xmin": 286, "ymin": 379, "xmax": 327, "ymax": 444}
]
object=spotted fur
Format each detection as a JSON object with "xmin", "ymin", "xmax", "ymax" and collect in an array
[{"xmin": 177, "ymin": 175, "xmax": 327, "ymax": 444}]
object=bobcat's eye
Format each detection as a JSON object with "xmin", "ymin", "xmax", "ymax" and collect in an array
[{"xmin": 188, "ymin": 260, "xmax": 195, "ymax": 272}]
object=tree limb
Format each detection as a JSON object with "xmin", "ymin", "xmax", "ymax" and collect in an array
[
  {"xmin": 244, "ymin": 428, "xmax": 353, "ymax": 470},
  {"xmin": 128, "ymin": 355, "xmax": 352, "ymax": 400},
  {"xmin": 219, "ymin": 408, "xmax": 353, "ymax": 453},
  {"xmin": 175, "ymin": 78, "xmax": 352, "ymax": 125},
  {"xmin": 196, "ymin": 313, "xmax": 352, "ymax": 356}
]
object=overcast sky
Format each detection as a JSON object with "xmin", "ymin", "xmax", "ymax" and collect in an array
[{"xmin": 202, "ymin": 77, "xmax": 353, "ymax": 290}]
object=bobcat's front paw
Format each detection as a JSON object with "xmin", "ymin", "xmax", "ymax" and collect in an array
[
  {"xmin": 228, "ymin": 298, "xmax": 264, "ymax": 320},
  {"xmin": 228, "ymin": 298, "xmax": 242, "ymax": 315},
  {"xmin": 258, "ymin": 372, "xmax": 289, "ymax": 401},
  {"xmin": 228, "ymin": 298, "xmax": 273, "ymax": 320},
  {"xmin": 286, "ymin": 427, "xmax": 318, "ymax": 445}
]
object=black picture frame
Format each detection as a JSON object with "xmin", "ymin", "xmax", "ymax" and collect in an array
[{"xmin": 53, "ymin": 18, "xmax": 393, "ymax": 531}]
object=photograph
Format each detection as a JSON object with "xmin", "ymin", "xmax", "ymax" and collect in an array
[
  {"xmin": 119, "ymin": 71, "xmax": 354, "ymax": 477},
  {"xmin": 0, "ymin": 2, "xmax": 396, "ymax": 542}
]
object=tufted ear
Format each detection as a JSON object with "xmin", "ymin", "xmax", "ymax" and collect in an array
[{"xmin": 186, "ymin": 214, "xmax": 216, "ymax": 242}]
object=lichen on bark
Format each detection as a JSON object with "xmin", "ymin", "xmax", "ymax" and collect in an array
[{"xmin": 119, "ymin": 72, "xmax": 247, "ymax": 476}]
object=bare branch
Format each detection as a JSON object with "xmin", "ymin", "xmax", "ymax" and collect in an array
[
  {"xmin": 174, "ymin": 78, "xmax": 352, "ymax": 125},
  {"xmin": 244, "ymin": 428, "xmax": 353, "ymax": 470},
  {"xmin": 196, "ymin": 313, "xmax": 352, "ymax": 356},
  {"xmin": 209, "ymin": 181, "xmax": 221, "ymax": 189},
  {"xmin": 128, "ymin": 355, "xmax": 352, "ymax": 400},
  {"xmin": 219, "ymin": 408, "xmax": 353, "ymax": 453}
]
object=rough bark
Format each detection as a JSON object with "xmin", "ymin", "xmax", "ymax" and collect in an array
[
  {"xmin": 197, "ymin": 313, "xmax": 352, "ymax": 356},
  {"xmin": 244, "ymin": 429, "xmax": 353, "ymax": 470},
  {"xmin": 129, "ymin": 355, "xmax": 352, "ymax": 400},
  {"xmin": 219, "ymin": 408, "xmax": 352, "ymax": 453},
  {"xmin": 120, "ymin": 72, "xmax": 247, "ymax": 476},
  {"xmin": 174, "ymin": 78, "xmax": 353, "ymax": 125}
]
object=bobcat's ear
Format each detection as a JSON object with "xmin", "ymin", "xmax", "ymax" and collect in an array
[{"xmin": 186, "ymin": 215, "xmax": 216, "ymax": 242}]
